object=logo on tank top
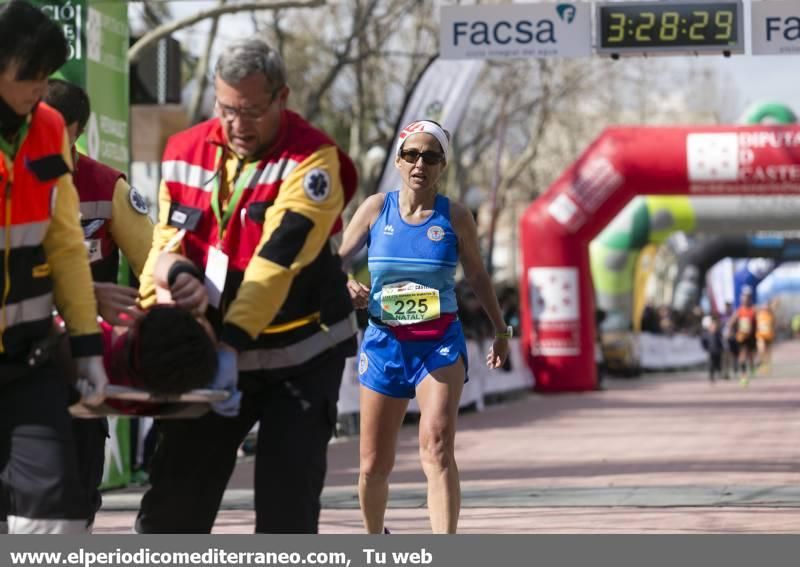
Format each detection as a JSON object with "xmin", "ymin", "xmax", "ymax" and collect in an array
[
  {"xmin": 427, "ymin": 225, "xmax": 445, "ymax": 242},
  {"xmin": 383, "ymin": 224, "xmax": 394, "ymax": 236},
  {"xmin": 358, "ymin": 352, "xmax": 369, "ymax": 375}
]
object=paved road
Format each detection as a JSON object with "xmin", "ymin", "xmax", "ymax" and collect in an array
[{"xmin": 95, "ymin": 341, "xmax": 800, "ymax": 533}]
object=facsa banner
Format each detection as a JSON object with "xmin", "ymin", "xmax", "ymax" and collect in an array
[
  {"xmin": 439, "ymin": 2, "xmax": 592, "ymax": 60},
  {"xmin": 751, "ymin": 0, "xmax": 800, "ymax": 56}
]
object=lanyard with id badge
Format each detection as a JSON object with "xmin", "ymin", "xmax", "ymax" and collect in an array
[
  {"xmin": 206, "ymin": 149, "xmax": 257, "ymax": 308},
  {"xmin": 380, "ymin": 281, "xmax": 441, "ymax": 326}
]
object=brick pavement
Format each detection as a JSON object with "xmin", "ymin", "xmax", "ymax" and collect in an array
[{"xmin": 94, "ymin": 340, "xmax": 800, "ymax": 533}]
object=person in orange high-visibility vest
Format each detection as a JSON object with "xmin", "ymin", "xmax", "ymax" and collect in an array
[
  {"xmin": 729, "ymin": 288, "xmax": 757, "ymax": 386},
  {"xmin": 0, "ymin": 0, "xmax": 109, "ymax": 534},
  {"xmin": 755, "ymin": 301, "xmax": 777, "ymax": 375}
]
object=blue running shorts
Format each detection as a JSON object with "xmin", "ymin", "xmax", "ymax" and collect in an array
[{"xmin": 358, "ymin": 319, "xmax": 468, "ymax": 399}]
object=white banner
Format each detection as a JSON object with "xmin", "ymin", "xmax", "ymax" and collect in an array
[
  {"xmin": 375, "ymin": 58, "xmax": 483, "ymax": 194},
  {"xmin": 439, "ymin": 2, "xmax": 592, "ymax": 60},
  {"xmin": 751, "ymin": 0, "xmax": 800, "ymax": 56},
  {"xmin": 639, "ymin": 333, "xmax": 707, "ymax": 370},
  {"xmin": 706, "ymin": 257, "xmax": 736, "ymax": 314}
]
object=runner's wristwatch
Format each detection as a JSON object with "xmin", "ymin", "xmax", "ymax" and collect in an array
[{"xmin": 495, "ymin": 325, "xmax": 513, "ymax": 340}]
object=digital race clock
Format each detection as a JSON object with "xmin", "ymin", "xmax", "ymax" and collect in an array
[{"xmin": 596, "ymin": 1, "xmax": 744, "ymax": 56}]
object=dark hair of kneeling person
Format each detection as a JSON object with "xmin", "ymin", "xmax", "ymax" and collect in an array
[{"xmin": 130, "ymin": 306, "xmax": 218, "ymax": 396}]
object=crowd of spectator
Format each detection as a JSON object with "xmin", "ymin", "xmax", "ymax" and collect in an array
[
  {"xmin": 640, "ymin": 303, "xmax": 705, "ymax": 336},
  {"xmin": 457, "ymin": 281, "xmax": 520, "ymax": 342}
]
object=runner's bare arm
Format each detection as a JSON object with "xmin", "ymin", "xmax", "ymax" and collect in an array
[{"xmin": 338, "ymin": 193, "xmax": 386, "ymax": 271}]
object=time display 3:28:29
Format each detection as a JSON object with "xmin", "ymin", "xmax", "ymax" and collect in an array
[{"xmin": 600, "ymin": 4, "xmax": 739, "ymax": 48}]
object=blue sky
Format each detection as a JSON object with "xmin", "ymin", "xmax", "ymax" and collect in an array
[{"xmin": 710, "ymin": 54, "xmax": 800, "ymax": 114}]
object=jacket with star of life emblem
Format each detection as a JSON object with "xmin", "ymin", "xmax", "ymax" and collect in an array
[
  {"xmin": 72, "ymin": 154, "xmax": 153, "ymax": 283},
  {"xmin": 138, "ymin": 110, "xmax": 358, "ymax": 374}
]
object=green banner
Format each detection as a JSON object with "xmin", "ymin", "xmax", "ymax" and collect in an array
[
  {"xmin": 82, "ymin": 0, "xmax": 129, "ymax": 174},
  {"xmin": 101, "ymin": 416, "xmax": 131, "ymax": 490},
  {"xmin": 39, "ymin": 1, "xmax": 86, "ymax": 85},
  {"xmin": 25, "ymin": 0, "xmax": 129, "ymax": 173}
]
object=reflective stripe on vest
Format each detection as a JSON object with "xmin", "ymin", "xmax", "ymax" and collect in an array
[
  {"xmin": 0, "ymin": 220, "xmax": 52, "ymax": 328},
  {"xmin": 0, "ymin": 221, "xmax": 49, "ymax": 249},
  {"xmin": 162, "ymin": 160, "xmax": 217, "ymax": 191},
  {"xmin": 238, "ymin": 313, "xmax": 357, "ymax": 371},
  {"xmin": 2, "ymin": 293, "xmax": 53, "ymax": 327},
  {"xmin": 162, "ymin": 157, "xmax": 300, "ymax": 194},
  {"xmin": 79, "ymin": 200, "xmax": 112, "ymax": 219}
]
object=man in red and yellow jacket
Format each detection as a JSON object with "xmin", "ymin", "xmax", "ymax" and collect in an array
[
  {"xmin": 0, "ymin": 0, "xmax": 108, "ymax": 534},
  {"xmin": 135, "ymin": 37, "xmax": 358, "ymax": 534}
]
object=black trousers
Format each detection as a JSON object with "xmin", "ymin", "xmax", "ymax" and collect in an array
[
  {"xmin": 708, "ymin": 353, "xmax": 722, "ymax": 376},
  {"xmin": 135, "ymin": 353, "xmax": 345, "ymax": 534},
  {"xmin": 71, "ymin": 417, "xmax": 108, "ymax": 525},
  {"xmin": 0, "ymin": 363, "xmax": 89, "ymax": 532}
]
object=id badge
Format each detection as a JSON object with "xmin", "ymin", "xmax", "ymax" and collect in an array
[
  {"xmin": 205, "ymin": 246, "xmax": 229, "ymax": 309},
  {"xmin": 84, "ymin": 239, "xmax": 102, "ymax": 263}
]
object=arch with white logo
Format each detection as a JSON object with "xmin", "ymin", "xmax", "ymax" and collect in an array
[{"xmin": 520, "ymin": 125, "xmax": 800, "ymax": 391}]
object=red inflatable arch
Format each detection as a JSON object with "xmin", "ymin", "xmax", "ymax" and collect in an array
[{"xmin": 520, "ymin": 125, "xmax": 800, "ymax": 392}]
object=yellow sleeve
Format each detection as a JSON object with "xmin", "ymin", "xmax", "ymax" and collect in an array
[
  {"xmin": 138, "ymin": 180, "xmax": 180, "ymax": 308},
  {"xmin": 44, "ymin": 132, "xmax": 102, "ymax": 356},
  {"xmin": 109, "ymin": 178, "xmax": 154, "ymax": 277},
  {"xmin": 222, "ymin": 145, "xmax": 344, "ymax": 347}
]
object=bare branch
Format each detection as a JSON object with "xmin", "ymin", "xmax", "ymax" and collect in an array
[
  {"xmin": 304, "ymin": 0, "xmax": 380, "ymax": 121},
  {"xmin": 271, "ymin": 10, "xmax": 287, "ymax": 55},
  {"xmin": 129, "ymin": 0, "xmax": 325, "ymax": 63},
  {"xmin": 187, "ymin": 0, "xmax": 226, "ymax": 124},
  {"xmin": 139, "ymin": 0, "xmax": 170, "ymax": 28},
  {"xmin": 497, "ymin": 63, "xmax": 554, "ymax": 196}
]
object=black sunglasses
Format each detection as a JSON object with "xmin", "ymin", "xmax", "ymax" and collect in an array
[{"xmin": 399, "ymin": 149, "xmax": 446, "ymax": 166}]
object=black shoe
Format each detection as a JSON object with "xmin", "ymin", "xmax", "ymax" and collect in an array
[{"xmin": 384, "ymin": 527, "xmax": 391, "ymax": 534}]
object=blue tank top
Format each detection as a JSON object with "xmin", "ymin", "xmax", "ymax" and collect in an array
[{"xmin": 367, "ymin": 191, "xmax": 459, "ymax": 320}]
